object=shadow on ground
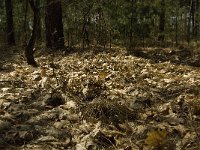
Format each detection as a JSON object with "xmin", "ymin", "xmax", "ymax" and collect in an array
[
  {"xmin": 0, "ymin": 45, "xmax": 23, "ymax": 72},
  {"xmin": 128, "ymin": 47, "xmax": 200, "ymax": 67}
]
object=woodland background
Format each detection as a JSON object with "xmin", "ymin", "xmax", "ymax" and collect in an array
[
  {"xmin": 1, "ymin": 0, "xmax": 199, "ymax": 51},
  {"xmin": 0, "ymin": 0, "xmax": 200, "ymax": 150}
]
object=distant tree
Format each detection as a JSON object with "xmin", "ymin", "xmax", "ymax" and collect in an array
[
  {"xmin": 2, "ymin": 0, "xmax": 198, "ymax": 50},
  {"xmin": 82, "ymin": 3, "xmax": 93, "ymax": 50},
  {"xmin": 191, "ymin": 0, "xmax": 199, "ymax": 41},
  {"xmin": 129, "ymin": 0, "xmax": 135, "ymax": 49},
  {"xmin": 158, "ymin": 0, "xmax": 165, "ymax": 42},
  {"xmin": 45, "ymin": 0, "xmax": 64, "ymax": 49},
  {"xmin": 5, "ymin": 0, "xmax": 15, "ymax": 45},
  {"xmin": 195, "ymin": 0, "xmax": 199, "ymax": 40},
  {"xmin": 187, "ymin": 0, "xmax": 193, "ymax": 44}
]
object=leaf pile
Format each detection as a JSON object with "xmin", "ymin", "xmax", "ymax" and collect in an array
[{"xmin": 0, "ymin": 46, "xmax": 200, "ymax": 149}]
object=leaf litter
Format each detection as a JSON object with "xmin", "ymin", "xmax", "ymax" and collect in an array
[{"xmin": 0, "ymin": 47, "xmax": 200, "ymax": 149}]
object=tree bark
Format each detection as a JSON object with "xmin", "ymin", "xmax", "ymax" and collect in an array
[
  {"xmin": 109, "ymin": 29, "xmax": 112, "ymax": 49},
  {"xmin": 45, "ymin": 0, "xmax": 64, "ymax": 49},
  {"xmin": 158, "ymin": 0, "xmax": 165, "ymax": 43},
  {"xmin": 24, "ymin": 0, "xmax": 28, "ymax": 43},
  {"xmin": 5, "ymin": 0, "xmax": 15, "ymax": 45},
  {"xmin": 195, "ymin": 0, "xmax": 199, "ymax": 40},
  {"xmin": 175, "ymin": 14, "xmax": 178, "ymax": 46},
  {"xmin": 175, "ymin": 4, "xmax": 179, "ymax": 46},
  {"xmin": 129, "ymin": 0, "xmax": 134, "ymax": 50},
  {"xmin": 35, "ymin": 0, "xmax": 42, "ymax": 41},
  {"xmin": 191, "ymin": 0, "xmax": 195, "ymax": 37},
  {"xmin": 130, "ymin": 10, "xmax": 133, "ymax": 49},
  {"xmin": 187, "ymin": 0, "xmax": 193, "ymax": 45},
  {"xmin": 25, "ymin": 0, "xmax": 39, "ymax": 67},
  {"xmin": 82, "ymin": 8, "xmax": 91, "ymax": 50}
]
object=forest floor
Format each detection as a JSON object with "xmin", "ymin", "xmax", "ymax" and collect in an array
[{"xmin": 0, "ymin": 45, "xmax": 200, "ymax": 150}]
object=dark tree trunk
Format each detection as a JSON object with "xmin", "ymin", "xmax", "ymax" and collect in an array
[
  {"xmin": 175, "ymin": 4, "xmax": 179, "ymax": 46},
  {"xmin": 24, "ymin": 0, "xmax": 28, "ymax": 43},
  {"xmin": 130, "ymin": 12, "xmax": 133, "ymax": 49},
  {"xmin": 109, "ymin": 29, "xmax": 112, "ymax": 50},
  {"xmin": 187, "ymin": 0, "xmax": 193, "ymax": 45},
  {"xmin": 158, "ymin": 0, "xmax": 165, "ymax": 43},
  {"xmin": 25, "ymin": 0, "xmax": 39, "ymax": 67},
  {"xmin": 129, "ymin": 0, "xmax": 134, "ymax": 50},
  {"xmin": 5, "ymin": 0, "xmax": 15, "ymax": 45},
  {"xmin": 191, "ymin": 1, "xmax": 195, "ymax": 37},
  {"xmin": 45, "ymin": 0, "xmax": 64, "ymax": 49},
  {"xmin": 195, "ymin": 0, "xmax": 199, "ymax": 40},
  {"xmin": 67, "ymin": 30, "xmax": 70, "ymax": 48},
  {"xmin": 129, "ymin": 0, "xmax": 137, "ymax": 49},
  {"xmin": 35, "ymin": 0, "xmax": 42, "ymax": 41},
  {"xmin": 175, "ymin": 14, "xmax": 178, "ymax": 46},
  {"xmin": 82, "ymin": 10, "xmax": 90, "ymax": 50},
  {"xmin": 82, "ymin": 15, "xmax": 86, "ymax": 50}
]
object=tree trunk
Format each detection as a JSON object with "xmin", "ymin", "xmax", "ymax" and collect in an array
[
  {"xmin": 195, "ymin": 0, "xmax": 199, "ymax": 40},
  {"xmin": 109, "ymin": 29, "xmax": 112, "ymax": 50},
  {"xmin": 175, "ymin": 5, "xmax": 179, "ymax": 46},
  {"xmin": 25, "ymin": 0, "xmax": 39, "ymax": 67},
  {"xmin": 158, "ymin": 0, "xmax": 165, "ymax": 43},
  {"xmin": 175, "ymin": 15, "xmax": 178, "ymax": 46},
  {"xmin": 82, "ymin": 12, "xmax": 90, "ymax": 50},
  {"xmin": 5, "ymin": 0, "xmax": 15, "ymax": 45},
  {"xmin": 129, "ymin": 0, "xmax": 134, "ymax": 50},
  {"xmin": 23, "ymin": 0, "xmax": 28, "ymax": 44},
  {"xmin": 187, "ymin": 0, "xmax": 193, "ymax": 45},
  {"xmin": 191, "ymin": 1, "xmax": 195, "ymax": 38},
  {"xmin": 45, "ymin": 0, "xmax": 64, "ymax": 49},
  {"xmin": 130, "ymin": 13, "xmax": 133, "ymax": 49},
  {"xmin": 35, "ymin": 0, "xmax": 42, "ymax": 41},
  {"xmin": 82, "ymin": 15, "xmax": 86, "ymax": 50},
  {"xmin": 67, "ymin": 30, "xmax": 70, "ymax": 48}
]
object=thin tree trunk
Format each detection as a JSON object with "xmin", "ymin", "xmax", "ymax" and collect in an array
[
  {"xmin": 35, "ymin": 0, "xmax": 42, "ymax": 41},
  {"xmin": 24, "ymin": 0, "xmax": 28, "ymax": 43},
  {"xmin": 158, "ymin": 0, "xmax": 165, "ymax": 43},
  {"xmin": 25, "ymin": 0, "xmax": 39, "ymax": 67},
  {"xmin": 175, "ymin": 6, "xmax": 179, "ymax": 46},
  {"xmin": 175, "ymin": 16, "xmax": 178, "ymax": 46},
  {"xmin": 129, "ymin": 0, "xmax": 134, "ymax": 50},
  {"xmin": 45, "ymin": 0, "xmax": 64, "ymax": 49},
  {"xmin": 191, "ymin": 1, "xmax": 195, "ymax": 38},
  {"xmin": 5, "ymin": 0, "xmax": 15, "ymax": 45},
  {"xmin": 109, "ymin": 29, "xmax": 112, "ymax": 50},
  {"xmin": 187, "ymin": 0, "xmax": 193, "ymax": 45},
  {"xmin": 97, "ymin": 7, "xmax": 101, "ymax": 45},
  {"xmin": 142, "ymin": 34, "xmax": 145, "ymax": 48},
  {"xmin": 82, "ymin": 15, "xmax": 86, "ymax": 50},
  {"xmin": 67, "ymin": 30, "xmax": 70, "ymax": 48},
  {"xmin": 195, "ymin": 0, "xmax": 199, "ymax": 40},
  {"xmin": 130, "ymin": 14, "xmax": 133, "ymax": 49},
  {"xmin": 184, "ymin": 11, "xmax": 187, "ymax": 43},
  {"xmin": 82, "ymin": 17, "xmax": 90, "ymax": 50}
]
